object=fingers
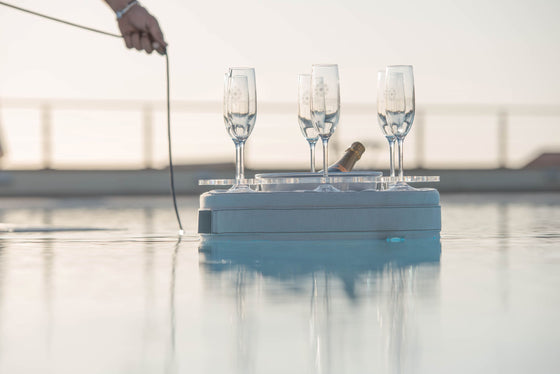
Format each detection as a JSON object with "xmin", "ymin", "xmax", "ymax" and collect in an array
[
  {"xmin": 141, "ymin": 33, "xmax": 153, "ymax": 54},
  {"xmin": 123, "ymin": 33, "xmax": 133, "ymax": 49},
  {"xmin": 122, "ymin": 31, "xmax": 158, "ymax": 54},
  {"xmin": 131, "ymin": 32, "xmax": 142, "ymax": 51}
]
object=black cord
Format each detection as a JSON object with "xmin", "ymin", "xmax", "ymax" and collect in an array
[
  {"xmin": 165, "ymin": 53, "xmax": 184, "ymax": 234},
  {"xmin": 0, "ymin": 0, "xmax": 185, "ymax": 234}
]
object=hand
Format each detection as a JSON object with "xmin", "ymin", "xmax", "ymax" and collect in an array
[{"xmin": 117, "ymin": 4, "xmax": 167, "ymax": 55}]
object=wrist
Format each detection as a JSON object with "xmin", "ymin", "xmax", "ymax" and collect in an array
[
  {"xmin": 116, "ymin": 1, "xmax": 139, "ymax": 20},
  {"xmin": 105, "ymin": 0, "xmax": 133, "ymax": 13}
]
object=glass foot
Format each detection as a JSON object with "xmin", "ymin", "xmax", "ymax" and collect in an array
[
  {"xmin": 313, "ymin": 183, "xmax": 340, "ymax": 192},
  {"xmin": 387, "ymin": 181, "xmax": 417, "ymax": 191},
  {"xmin": 227, "ymin": 184, "xmax": 255, "ymax": 193}
]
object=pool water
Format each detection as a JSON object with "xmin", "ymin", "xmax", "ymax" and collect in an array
[{"xmin": 0, "ymin": 193, "xmax": 559, "ymax": 373}]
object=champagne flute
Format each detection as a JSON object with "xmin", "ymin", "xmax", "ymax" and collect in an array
[
  {"xmin": 377, "ymin": 70, "xmax": 396, "ymax": 178},
  {"xmin": 311, "ymin": 64, "xmax": 340, "ymax": 192},
  {"xmin": 385, "ymin": 65, "xmax": 415, "ymax": 189},
  {"xmin": 224, "ymin": 67, "xmax": 257, "ymax": 192},
  {"xmin": 297, "ymin": 74, "xmax": 319, "ymax": 172}
]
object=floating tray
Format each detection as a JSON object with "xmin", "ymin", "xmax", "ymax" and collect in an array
[{"xmin": 198, "ymin": 188, "xmax": 441, "ymax": 239}]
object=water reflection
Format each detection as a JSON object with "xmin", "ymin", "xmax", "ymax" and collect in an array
[
  {"xmin": 0, "ymin": 204, "xmax": 188, "ymax": 373},
  {"xmin": 497, "ymin": 203, "xmax": 510, "ymax": 311},
  {"xmin": 42, "ymin": 208, "xmax": 54, "ymax": 360},
  {"xmin": 199, "ymin": 237, "xmax": 441, "ymax": 373},
  {"xmin": 0, "ymin": 195, "xmax": 557, "ymax": 372},
  {"xmin": 165, "ymin": 236, "xmax": 181, "ymax": 374},
  {"xmin": 142, "ymin": 207, "xmax": 156, "ymax": 369}
]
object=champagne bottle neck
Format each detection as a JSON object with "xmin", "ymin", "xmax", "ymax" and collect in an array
[{"xmin": 327, "ymin": 142, "xmax": 365, "ymax": 172}]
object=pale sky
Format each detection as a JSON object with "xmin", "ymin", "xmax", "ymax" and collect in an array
[
  {"xmin": 0, "ymin": 0, "xmax": 559, "ymax": 169},
  {"xmin": 1, "ymin": 0, "xmax": 560, "ymax": 103}
]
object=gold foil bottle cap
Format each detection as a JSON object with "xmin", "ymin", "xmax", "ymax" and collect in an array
[{"xmin": 347, "ymin": 142, "xmax": 365, "ymax": 160}]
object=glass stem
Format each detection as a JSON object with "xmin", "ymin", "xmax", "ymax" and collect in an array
[
  {"xmin": 234, "ymin": 141, "xmax": 243, "ymax": 185},
  {"xmin": 239, "ymin": 140, "xmax": 245, "ymax": 183},
  {"xmin": 388, "ymin": 138, "xmax": 396, "ymax": 178},
  {"xmin": 322, "ymin": 138, "xmax": 329, "ymax": 180},
  {"xmin": 309, "ymin": 141, "xmax": 316, "ymax": 173},
  {"xmin": 397, "ymin": 138, "xmax": 404, "ymax": 182}
]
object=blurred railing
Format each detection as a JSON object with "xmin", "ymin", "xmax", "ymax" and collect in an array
[{"xmin": 1, "ymin": 98, "xmax": 560, "ymax": 170}]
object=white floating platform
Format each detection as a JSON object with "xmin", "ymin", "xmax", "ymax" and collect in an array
[{"xmin": 198, "ymin": 189, "xmax": 441, "ymax": 241}]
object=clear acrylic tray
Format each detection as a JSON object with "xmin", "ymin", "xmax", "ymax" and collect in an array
[
  {"xmin": 199, "ymin": 172, "xmax": 439, "ymax": 190},
  {"xmin": 380, "ymin": 176, "xmax": 440, "ymax": 183},
  {"xmin": 199, "ymin": 178, "xmax": 255, "ymax": 186}
]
